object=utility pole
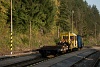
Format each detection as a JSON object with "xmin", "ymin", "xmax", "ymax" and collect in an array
[
  {"xmin": 57, "ymin": 26, "xmax": 60, "ymax": 38},
  {"xmin": 72, "ymin": 10, "xmax": 74, "ymax": 33},
  {"xmin": 10, "ymin": 0, "xmax": 13, "ymax": 54},
  {"xmin": 95, "ymin": 22, "xmax": 97, "ymax": 45},
  {"xmin": 29, "ymin": 21, "xmax": 32, "ymax": 51}
]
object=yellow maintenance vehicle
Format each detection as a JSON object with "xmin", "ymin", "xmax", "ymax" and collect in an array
[
  {"xmin": 60, "ymin": 32, "xmax": 82, "ymax": 51},
  {"xmin": 38, "ymin": 32, "xmax": 83, "ymax": 57}
]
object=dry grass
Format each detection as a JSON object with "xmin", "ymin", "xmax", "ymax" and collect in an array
[{"xmin": 0, "ymin": 26, "xmax": 99, "ymax": 56}]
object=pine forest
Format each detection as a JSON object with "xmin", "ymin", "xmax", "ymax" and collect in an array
[{"xmin": 0, "ymin": 0, "xmax": 100, "ymax": 55}]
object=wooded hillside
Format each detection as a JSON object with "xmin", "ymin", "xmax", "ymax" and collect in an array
[{"xmin": 0, "ymin": 0, "xmax": 100, "ymax": 55}]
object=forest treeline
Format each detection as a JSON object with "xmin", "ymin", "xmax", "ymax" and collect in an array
[{"xmin": 0, "ymin": 0, "xmax": 100, "ymax": 55}]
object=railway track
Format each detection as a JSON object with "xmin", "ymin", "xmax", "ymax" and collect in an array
[
  {"xmin": 93, "ymin": 57, "xmax": 100, "ymax": 67},
  {"xmin": 5, "ymin": 55, "xmax": 46, "ymax": 67},
  {"xmin": 49, "ymin": 49, "xmax": 97, "ymax": 67},
  {"xmin": 71, "ymin": 51, "xmax": 100, "ymax": 67},
  {"xmin": 0, "ymin": 47, "xmax": 100, "ymax": 67},
  {"xmin": 0, "ymin": 50, "xmax": 38, "ymax": 61},
  {"xmin": 26, "ymin": 48, "xmax": 97, "ymax": 67},
  {"xmin": 0, "ymin": 56, "xmax": 15, "ymax": 61},
  {"xmin": 0, "ymin": 53, "xmax": 41, "ymax": 67}
]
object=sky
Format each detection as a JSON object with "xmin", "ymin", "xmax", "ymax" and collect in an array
[{"xmin": 85, "ymin": 0, "xmax": 100, "ymax": 13}]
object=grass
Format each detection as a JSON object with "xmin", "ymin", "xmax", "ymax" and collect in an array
[{"xmin": 0, "ymin": 27, "xmax": 100, "ymax": 55}]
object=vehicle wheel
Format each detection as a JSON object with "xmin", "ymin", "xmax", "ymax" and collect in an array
[{"xmin": 41, "ymin": 54, "xmax": 47, "ymax": 58}]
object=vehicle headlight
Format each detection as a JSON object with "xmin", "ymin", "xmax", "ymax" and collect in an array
[
  {"xmin": 60, "ymin": 49, "xmax": 63, "ymax": 51},
  {"xmin": 62, "ymin": 46, "xmax": 65, "ymax": 48}
]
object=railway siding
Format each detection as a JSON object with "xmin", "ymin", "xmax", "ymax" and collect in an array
[
  {"xmin": 97, "ymin": 58, "xmax": 100, "ymax": 67},
  {"xmin": 0, "ymin": 46, "xmax": 99, "ymax": 67},
  {"xmin": 51, "ymin": 49, "xmax": 97, "ymax": 67},
  {"xmin": 71, "ymin": 51, "xmax": 100, "ymax": 67},
  {"xmin": 0, "ymin": 54, "xmax": 40, "ymax": 67},
  {"xmin": 31, "ymin": 48, "xmax": 97, "ymax": 67}
]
